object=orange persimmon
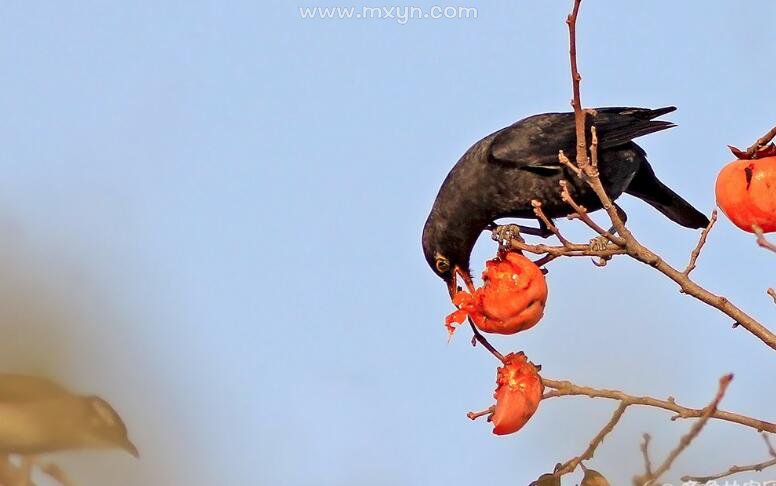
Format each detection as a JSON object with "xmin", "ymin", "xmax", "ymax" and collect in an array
[
  {"xmin": 715, "ymin": 148, "xmax": 776, "ymax": 233},
  {"xmin": 446, "ymin": 252, "xmax": 548, "ymax": 336},
  {"xmin": 491, "ymin": 352, "xmax": 543, "ymax": 435}
]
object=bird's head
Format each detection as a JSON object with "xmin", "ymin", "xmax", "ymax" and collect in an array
[
  {"xmin": 80, "ymin": 396, "xmax": 139, "ymax": 458},
  {"xmin": 422, "ymin": 210, "xmax": 477, "ymax": 298}
]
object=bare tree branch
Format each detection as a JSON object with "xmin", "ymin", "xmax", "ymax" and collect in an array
[
  {"xmin": 468, "ymin": 319, "xmax": 506, "ymax": 363},
  {"xmin": 754, "ymin": 225, "xmax": 776, "ymax": 253},
  {"xmin": 565, "ymin": 0, "xmax": 588, "ymax": 169},
  {"xmin": 466, "ymin": 406, "xmax": 495, "ymax": 422},
  {"xmin": 743, "ymin": 125, "xmax": 776, "ymax": 158},
  {"xmin": 640, "ymin": 434, "xmax": 653, "ymax": 478},
  {"xmin": 555, "ymin": 402, "xmax": 628, "ymax": 475},
  {"xmin": 549, "ymin": 0, "xmax": 776, "ymax": 351},
  {"xmin": 532, "ymin": 200, "xmax": 572, "ymax": 247},
  {"xmin": 542, "ymin": 378, "xmax": 774, "ymax": 434},
  {"xmin": 681, "ymin": 433, "xmax": 776, "ymax": 483},
  {"xmin": 683, "ymin": 210, "xmax": 718, "ymax": 275},
  {"xmin": 635, "ymin": 374, "xmax": 733, "ymax": 485}
]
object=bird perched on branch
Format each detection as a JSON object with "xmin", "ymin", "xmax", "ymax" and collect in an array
[{"xmin": 422, "ymin": 107, "xmax": 709, "ymax": 295}]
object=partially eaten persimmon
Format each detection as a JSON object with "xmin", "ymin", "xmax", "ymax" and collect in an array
[
  {"xmin": 492, "ymin": 352, "xmax": 543, "ymax": 435},
  {"xmin": 446, "ymin": 251, "xmax": 548, "ymax": 336}
]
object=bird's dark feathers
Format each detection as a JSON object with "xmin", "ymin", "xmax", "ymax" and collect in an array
[
  {"xmin": 625, "ymin": 157, "xmax": 710, "ymax": 228},
  {"xmin": 489, "ymin": 106, "xmax": 677, "ymax": 171},
  {"xmin": 422, "ymin": 106, "xmax": 708, "ymax": 287}
]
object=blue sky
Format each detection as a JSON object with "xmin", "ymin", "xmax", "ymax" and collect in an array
[{"xmin": 0, "ymin": 1, "xmax": 773, "ymax": 484}]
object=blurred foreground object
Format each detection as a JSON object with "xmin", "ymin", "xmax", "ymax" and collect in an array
[
  {"xmin": 0, "ymin": 374, "xmax": 69, "ymax": 403},
  {"xmin": 0, "ymin": 393, "xmax": 137, "ymax": 457},
  {"xmin": 580, "ymin": 465, "xmax": 610, "ymax": 486},
  {"xmin": 0, "ymin": 374, "xmax": 137, "ymax": 485}
]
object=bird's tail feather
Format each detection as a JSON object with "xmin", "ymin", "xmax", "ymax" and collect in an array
[
  {"xmin": 643, "ymin": 106, "xmax": 677, "ymax": 119},
  {"xmin": 593, "ymin": 107, "xmax": 678, "ymax": 149},
  {"xmin": 626, "ymin": 160, "xmax": 710, "ymax": 229}
]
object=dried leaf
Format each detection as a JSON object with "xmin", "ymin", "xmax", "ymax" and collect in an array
[
  {"xmin": 728, "ymin": 143, "xmax": 776, "ymax": 160},
  {"xmin": 580, "ymin": 468, "xmax": 610, "ymax": 486},
  {"xmin": 529, "ymin": 472, "xmax": 561, "ymax": 485}
]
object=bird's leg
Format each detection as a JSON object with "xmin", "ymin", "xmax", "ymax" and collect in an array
[
  {"xmin": 589, "ymin": 204, "xmax": 628, "ymax": 251},
  {"xmin": 488, "ymin": 219, "xmax": 552, "ymax": 248},
  {"xmin": 607, "ymin": 203, "xmax": 628, "ymax": 235},
  {"xmin": 489, "ymin": 223, "xmax": 523, "ymax": 248}
]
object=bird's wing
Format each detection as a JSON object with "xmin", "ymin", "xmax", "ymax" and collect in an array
[
  {"xmin": 0, "ymin": 375, "xmax": 71, "ymax": 403},
  {"xmin": 489, "ymin": 107, "xmax": 676, "ymax": 171}
]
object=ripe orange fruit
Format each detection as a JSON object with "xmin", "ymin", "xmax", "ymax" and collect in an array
[
  {"xmin": 491, "ymin": 352, "xmax": 543, "ymax": 435},
  {"xmin": 715, "ymin": 152, "xmax": 776, "ymax": 233},
  {"xmin": 445, "ymin": 252, "xmax": 548, "ymax": 336}
]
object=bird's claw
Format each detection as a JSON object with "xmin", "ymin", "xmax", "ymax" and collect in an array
[
  {"xmin": 588, "ymin": 235, "xmax": 609, "ymax": 252},
  {"xmin": 588, "ymin": 235, "xmax": 613, "ymax": 267},
  {"xmin": 491, "ymin": 224, "xmax": 525, "ymax": 247}
]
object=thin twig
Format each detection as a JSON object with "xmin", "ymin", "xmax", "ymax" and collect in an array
[
  {"xmin": 468, "ymin": 319, "xmax": 506, "ymax": 363},
  {"xmin": 559, "ymin": 181, "xmax": 623, "ymax": 245},
  {"xmin": 533, "ymin": 254, "xmax": 559, "ymax": 268},
  {"xmin": 542, "ymin": 378, "xmax": 774, "ymax": 434},
  {"xmin": 683, "ymin": 457, "xmax": 776, "ymax": 484},
  {"xmin": 636, "ymin": 374, "xmax": 733, "ymax": 485},
  {"xmin": 508, "ymin": 238, "xmax": 625, "ymax": 259},
  {"xmin": 765, "ymin": 433, "xmax": 776, "ymax": 457},
  {"xmin": 640, "ymin": 434, "xmax": 653, "ymax": 478},
  {"xmin": 559, "ymin": 150, "xmax": 582, "ymax": 177},
  {"xmin": 681, "ymin": 433, "xmax": 776, "ymax": 483},
  {"xmin": 683, "ymin": 210, "xmax": 717, "ymax": 275},
  {"xmin": 466, "ymin": 406, "xmax": 495, "ymax": 421},
  {"xmin": 745, "ymin": 125, "xmax": 776, "ymax": 158},
  {"xmin": 555, "ymin": 402, "xmax": 629, "ymax": 475},
  {"xmin": 767, "ymin": 288, "xmax": 775, "ymax": 305},
  {"xmin": 565, "ymin": 0, "xmax": 588, "ymax": 169},
  {"xmin": 754, "ymin": 225, "xmax": 776, "ymax": 253},
  {"xmin": 532, "ymin": 200, "xmax": 572, "ymax": 247}
]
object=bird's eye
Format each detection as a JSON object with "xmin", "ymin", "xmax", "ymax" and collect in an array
[{"xmin": 435, "ymin": 257, "xmax": 450, "ymax": 273}]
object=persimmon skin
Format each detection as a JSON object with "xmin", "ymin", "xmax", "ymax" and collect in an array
[
  {"xmin": 491, "ymin": 353, "xmax": 543, "ymax": 436},
  {"xmin": 715, "ymin": 156, "xmax": 776, "ymax": 233},
  {"xmin": 474, "ymin": 252, "xmax": 548, "ymax": 335},
  {"xmin": 445, "ymin": 252, "xmax": 548, "ymax": 336}
]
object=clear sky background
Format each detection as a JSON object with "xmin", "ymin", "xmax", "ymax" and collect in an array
[{"xmin": 0, "ymin": 1, "xmax": 773, "ymax": 485}]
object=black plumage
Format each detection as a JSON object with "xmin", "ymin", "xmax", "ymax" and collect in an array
[{"xmin": 422, "ymin": 106, "xmax": 709, "ymax": 293}]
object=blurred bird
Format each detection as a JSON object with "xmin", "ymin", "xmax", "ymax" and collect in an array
[
  {"xmin": 0, "ymin": 374, "xmax": 137, "ymax": 457},
  {"xmin": 422, "ymin": 107, "xmax": 709, "ymax": 295},
  {"xmin": 0, "ymin": 374, "xmax": 69, "ymax": 403},
  {"xmin": 0, "ymin": 394, "xmax": 138, "ymax": 457}
]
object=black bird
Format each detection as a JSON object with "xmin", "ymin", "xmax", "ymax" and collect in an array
[{"xmin": 422, "ymin": 106, "xmax": 709, "ymax": 296}]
